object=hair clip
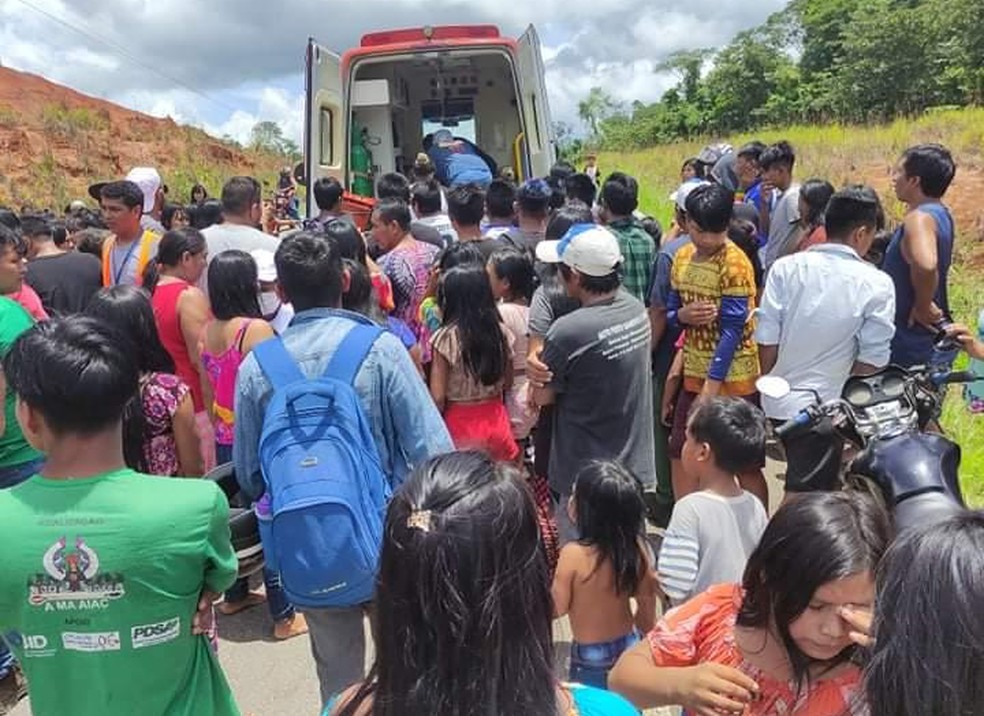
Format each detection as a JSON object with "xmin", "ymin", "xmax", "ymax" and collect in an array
[{"xmin": 407, "ymin": 509, "xmax": 433, "ymax": 533}]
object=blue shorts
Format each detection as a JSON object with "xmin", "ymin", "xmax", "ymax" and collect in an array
[{"xmin": 569, "ymin": 630, "xmax": 641, "ymax": 690}]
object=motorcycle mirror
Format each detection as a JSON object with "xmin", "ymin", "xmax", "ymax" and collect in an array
[{"xmin": 756, "ymin": 375, "xmax": 792, "ymax": 400}]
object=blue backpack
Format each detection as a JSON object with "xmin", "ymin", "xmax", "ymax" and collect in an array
[{"xmin": 252, "ymin": 321, "xmax": 391, "ymax": 608}]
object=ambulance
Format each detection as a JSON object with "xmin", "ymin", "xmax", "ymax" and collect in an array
[{"xmin": 302, "ymin": 24, "xmax": 555, "ymax": 211}]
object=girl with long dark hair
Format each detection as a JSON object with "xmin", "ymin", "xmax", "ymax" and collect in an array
[
  {"xmin": 611, "ymin": 492, "xmax": 890, "ymax": 714},
  {"xmin": 327, "ymin": 451, "xmax": 639, "ymax": 716},
  {"xmin": 552, "ymin": 461, "xmax": 658, "ymax": 690},
  {"xmin": 429, "ymin": 265, "xmax": 517, "ymax": 462},
  {"xmin": 418, "ymin": 242, "xmax": 485, "ymax": 341},
  {"xmin": 199, "ymin": 250, "xmax": 273, "ymax": 464},
  {"xmin": 86, "ymin": 286, "xmax": 202, "ymax": 477},
  {"xmin": 198, "ymin": 250, "xmax": 307, "ymax": 640},
  {"xmin": 487, "ymin": 247, "xmax": 538, "ymax": 441},
  {"xmin": 143, "ymin": 228, "xmax": 214, "ymax": 470},
  {"xmin": 859, "ymin": 511, "xmax": 984, "ymax": 716}
]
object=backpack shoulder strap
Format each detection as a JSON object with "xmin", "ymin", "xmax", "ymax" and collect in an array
[
  {"xmin": 252, "ymin": 336, "xmax": 305, "ymax": 391},
  {"xmin": 324, "ymin": 323, "xmax": 383, "ymax": 386}
]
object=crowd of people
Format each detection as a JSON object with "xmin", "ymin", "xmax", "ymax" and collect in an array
[{"xmin": 0, "ymin": 136, "xmax": 982, "ymax": 716}]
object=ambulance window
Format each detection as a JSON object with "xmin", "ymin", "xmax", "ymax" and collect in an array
[
  {"xmin": 320, "ymin": 108, "xmax": 333, "ymax": 165},
  {"xmin": 421, "ymin": 118, "xmax": 477, "ymax": 144}
]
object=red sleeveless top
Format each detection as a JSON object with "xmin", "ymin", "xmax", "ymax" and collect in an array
[{"xmin": 151, "ymin": 280, "xmax": 205, "ymax": 412}]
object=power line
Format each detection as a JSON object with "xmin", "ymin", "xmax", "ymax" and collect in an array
[{"xmin": 11, "ymin": 0, "xmax": 239, "ymax": 113}]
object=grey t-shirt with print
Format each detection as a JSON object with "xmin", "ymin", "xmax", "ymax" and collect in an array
[
  {"xmin": 542, "ymin": 290, "xmax": 656, "ymax": 494},
  {"xmin": 763, "ymin": 184, "xmax": 802, "ymax": 270}
]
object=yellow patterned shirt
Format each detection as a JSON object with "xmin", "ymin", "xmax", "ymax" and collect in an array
[{"xmin": 670, "ymin": 240, "xmax": 759, "ymax": 395}]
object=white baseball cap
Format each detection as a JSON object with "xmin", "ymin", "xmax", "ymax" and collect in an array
[
  {"xmin": 125, "ymin": 167, "xmax": 163, "ymax": 214},
  {"xmin": 250, "ymin": 249, "xmax": 278, "ymax": 283},
  {"xmin": 535, "ymin": 224, "xmax": 623, "ymax": 277},
  {"xmin": 669, "ymin": 179, "xmax": 711, "ymax": 211}
]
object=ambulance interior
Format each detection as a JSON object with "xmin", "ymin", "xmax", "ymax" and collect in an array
[{"xmin": 348, "ymin": 50, "xmax": 529, "ymax": 181}]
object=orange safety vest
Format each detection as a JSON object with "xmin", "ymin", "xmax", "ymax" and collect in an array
[{"xmin": 101, "ymin": 230, "xmax": 158, "ymax": 287}]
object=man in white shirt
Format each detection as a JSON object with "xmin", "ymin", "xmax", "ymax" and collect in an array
[
  {"xmin": 200, "ymin": 177, "xmax": 280, "ymax": 296},
  {"xmin": 755, "ymin": 185, "xmax": 896, "ymax": 493}
]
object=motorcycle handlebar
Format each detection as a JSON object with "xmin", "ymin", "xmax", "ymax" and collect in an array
[
  {"xmin": 940, "ymin": 370, "xmax": 980, "ymax": 385},
  {"xmin": 776, "ymin": 367, "xmax": 977, "ymax": 442}
]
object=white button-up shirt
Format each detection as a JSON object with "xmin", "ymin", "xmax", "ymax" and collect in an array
[{"xmin": 755, "ymin": 243, "xmax": 896, "ymax": 419}]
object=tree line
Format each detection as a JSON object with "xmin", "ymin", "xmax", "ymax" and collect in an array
[{"xmin": 576, "ymin": 0, "xmax": 983, "ymax": 149}]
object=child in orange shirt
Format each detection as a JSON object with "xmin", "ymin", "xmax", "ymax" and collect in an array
[{"xmin": 610, "ymin": 492, "xmax": 889, "ymax": 715}]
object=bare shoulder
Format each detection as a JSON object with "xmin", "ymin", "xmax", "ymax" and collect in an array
[
  {"xmin": 558, "ymin": 542, "xmax": 593, "ymax": 573},
  {"xmin": 178, "ymin": 284, "xmax": 208, "ymax": 307},
  {"xmin": 903, "ymin": 209, "xmax": 938, "ymax": 237}
]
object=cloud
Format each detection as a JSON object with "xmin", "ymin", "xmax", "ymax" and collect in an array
[
  {"xmin": 0, "ymin": 0, "xmax": 788, "ymax": 140},
  {"xmin": 206, "ymin": 88, "xmax": 306, "ymax": 146}
]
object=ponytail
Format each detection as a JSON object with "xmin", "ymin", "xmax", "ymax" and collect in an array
[
  {"xmin": 142, "ymin": 260, "xmax": 161, "ymax": 294},
  {"xmin": 145, "ymin": 227, "xmax": 207, "ymax": 294}
]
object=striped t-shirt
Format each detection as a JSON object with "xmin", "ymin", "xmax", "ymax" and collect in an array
[{"xmin": 657, "ymin": 490, "xmax": 767, "ymax": 605}]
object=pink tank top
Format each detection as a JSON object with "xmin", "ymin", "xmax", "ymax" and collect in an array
[{"xmin": 200, "ymin": 319, "xmax": 252, "ymax": 446}]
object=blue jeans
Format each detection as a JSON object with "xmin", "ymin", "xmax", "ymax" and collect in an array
[
  {"xmin": 569, "ymin": 630, "xmax": 641, "ymax": 690},
  {"xmin": 224, "ymin": 497, "xmax": 295, "ymax": 622},
  {"xmin": 0, "ymin": 456, "xmax": 44, "ymax": 679},
  {"xmin": 225, "ymin": 568, "xmax": 294, "ymax": 623},
  {"xmin": 215, "ymin": 442, "xmax": 233, "ymax": 466}
]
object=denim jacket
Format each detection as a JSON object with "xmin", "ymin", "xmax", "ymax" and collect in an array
[{"xmin": 233, "ymin": 308, "xmax": 453, "ymax": 501}]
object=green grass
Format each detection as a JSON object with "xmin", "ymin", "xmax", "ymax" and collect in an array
[
  {"xmin": 40, "ymin": 103, "xmax": 109, "ymax": 138},
  {"xmin": 600, "ymin": 106, "xmax": 984, "ymax": 227},
  {"xmin": 600, "ymin": 108, "xmax": 984, "ymax": 505},
  {"xmin": 0, "ymin": 104, "xmax": 18, "ymax": 129},
  {"xmin": 943, "ymin": 265, "xmax": 984, "ymax": 506}
]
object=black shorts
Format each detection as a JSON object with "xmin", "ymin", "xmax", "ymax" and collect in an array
[{"xmin": 772, "ymin": 417, "xmax": 844, "ymax": 492}]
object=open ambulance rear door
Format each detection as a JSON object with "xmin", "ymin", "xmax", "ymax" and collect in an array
[
  {"xmin": 304, "ymin": 39, "xmax": 345, "ymax": 215},
  {"xmin": 516, "ymin": 25, "xmax": 555, "ymax": 179}
]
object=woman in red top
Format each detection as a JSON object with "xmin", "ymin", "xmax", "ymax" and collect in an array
[{"xmin": 144, "ymin": 228, "xmax": 214, "ymax": 470}]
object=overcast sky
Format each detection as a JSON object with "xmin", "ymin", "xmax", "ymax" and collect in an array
[{"xmin": 0, "ymin": 0, "xmax": 787, "ymax": 143}]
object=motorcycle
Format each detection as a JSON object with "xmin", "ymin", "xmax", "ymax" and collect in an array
[
  {"xmin": 758, "ymin": 361, "xmax": 978, "ymax": 531},
  {"xmin": 205, "ymin": 463, "xmax": 265, "ymax": 579}
]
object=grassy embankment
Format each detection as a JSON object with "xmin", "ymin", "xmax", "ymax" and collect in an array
[{"xmin": 600, "ymin": 107, "xmax": 984, "ymax": 504}]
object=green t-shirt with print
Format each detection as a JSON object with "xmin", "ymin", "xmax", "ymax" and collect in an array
[
  {"xmin": 0, "ymin": 468, "xmax": 240, "ymax": 716},
  {"xmin": 0, "ymin": 297, "xmax": 42, "ymax": 468}
]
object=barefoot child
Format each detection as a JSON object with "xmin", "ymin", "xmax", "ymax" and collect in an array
[
  {"xmin": 611, "ymin": 492, "xmax": 890, "ymax": 715},
  {"xmin": 658, "ymin": 397, "xmax": 769, "ymax": 605},
  {"xmin": 552, "ymin": 460, "xmax": 659, "ymax": 689}
]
